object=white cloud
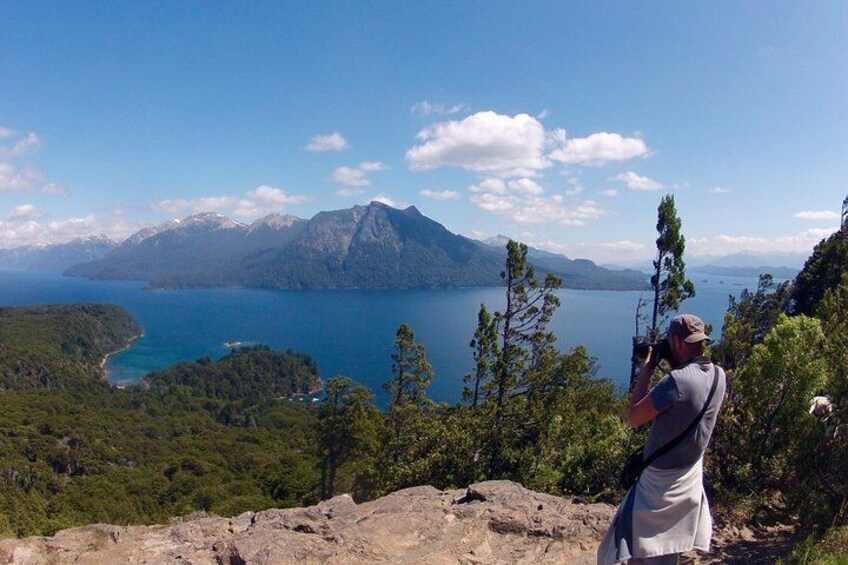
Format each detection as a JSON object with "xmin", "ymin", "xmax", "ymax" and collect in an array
[
  {"xmin": 469, "ymin": 191, "xmax": 608, "ymax": 226},
  {"xmin": 470, "ymin": 193, "xmax": 516, "ymax": 212},
  {"xmin": 601, "ymin": 189, "xmax": 619, "ymax": 197},
  {"xmin": 612, "ymin": 171, "xmax": 664, "ymax": 191},
  {"xmin": 305, "ymin": 132, "xmax": 349, "ymax": 152},
  {"xmin": 0, "ymin": 132, "xmax": 42, "ymax": 159},
  {"xmin": 332, "ymin": 161, "xmax": 387, "ymax": 186},
  {"xmin": 335, "ymin": 187, "xmax": 364, "ymax": 197},
  {"xmin": 7, "ymin": 204, "xmax": 43, "ymax": 221},
  {"xmin": 407, "ymin": 111, "xmax": 651, "ymax": 178},
  {"xmin": 0, "ymin": 213, "xmax": 148, "ymax": 249},
  {"xmin": 420, "ymin": 189, "xmax": 461, "ymax": 201},
  {"xmin": 598, "ymin": 240, "xmax": 648, "ymax": 252},
  {"xmin": 0, "ymin": 162, "xmax": 44, "ymax": 192},
  {"xmin": 507, "ymin": 178, "xmax": 544, "ymax": 195},
  {"xmin": 0, "ymin": 129, "xmax": 63, "ymax": 194},
  {"xmin": 467, "ymin": 175, "xmax": 607, "ymax": 225},
  {"xmin": 794, "ymin": 210, "xmax": 839, "ymax": 220},
  {"xmin": 514, "ymin": 238, "xmax": 649, "ymax": 265},
  {"xmin": 469, "ymin": 178, "xmax": 507, "ymax": 194},
  {"xmin": 247, "ymin": 184, "xmax": 309, "ymax": 206},
  {"xmin": 536, "ymin": 109, "xmax": 549, "ymax": 119},
  {"xmin": 688, "ymin": 227, "xmax": 838, "ymax": 257},
  {"xmin": 547, "ymin": 130, "xmax": 648, "ymax": 166},
  {"xmin": 332, "ymin": 166, "xmax": 370, "ymax": 187},
  {"xmin": 407, "ymin": 111, "xmax": 550, "ymax": 177},
  {"xmin": 565, "ymin": 177, "xmax": 584, "ymax": 196},
  {"xmin": 359, "ymin": 161, "xmax": 387, "ymax": 172},
  {"xmin": 709, "ymin": 186, "xmax": 731, "ymax": 194},
  {"xmin": 411, "ymin": 101, "xmax": 469, "ymax": 117},
  {"xmin": 153, "ymin": 184, "xmax": 308, "ymax": 218},
  {"xmin": 468, "ymin": 177, "xmax": 543, "ymax": 196},
  {"xmin": 41, "ymin": 182, "xmax": 69, "ymax": 196},
  {"xmin": 370, "ymin": 194, "xmax": 403, "ymax": 208}
]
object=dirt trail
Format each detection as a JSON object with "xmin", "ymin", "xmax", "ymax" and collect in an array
[{"xmin": 683, "ymin": 522, "xmax": 802, "ymax": 564}]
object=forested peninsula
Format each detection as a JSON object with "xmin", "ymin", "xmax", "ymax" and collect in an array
[{"xmin": 0, "ymin": 306, "xmax": 321, "ymax": 537}]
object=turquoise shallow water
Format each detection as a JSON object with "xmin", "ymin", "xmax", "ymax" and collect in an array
[{"xmin": 0, "ymin": 270, "xmax": 761, "ymax": 405}]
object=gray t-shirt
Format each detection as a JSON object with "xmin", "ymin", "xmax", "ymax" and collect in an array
[{"xmin": 645, "ymin": 360, "xmax": 726, "ymax": 469}]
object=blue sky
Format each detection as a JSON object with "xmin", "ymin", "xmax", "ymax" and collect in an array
[{"xmin": 1, "ymin": 2, "xmax": 845, "ymax": 264}]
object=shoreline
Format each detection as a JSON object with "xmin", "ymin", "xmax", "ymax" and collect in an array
[{"xmin": 100, "ymin": 333, "xmax": 142, "ymax": 380}]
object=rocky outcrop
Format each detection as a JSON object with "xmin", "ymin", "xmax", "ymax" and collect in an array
[{"xmin": 0, "ymin": 481, "xmax": 614, "ymax": 564}]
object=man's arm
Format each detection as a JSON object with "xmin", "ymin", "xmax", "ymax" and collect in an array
[{"xmin": 627, "ymin": 348, "xmax": 660, "ymax": 427}]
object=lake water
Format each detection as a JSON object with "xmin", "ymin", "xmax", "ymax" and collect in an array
[{"xmin": 0, "ymin": 270, "xmax": 761, "ymax": 405}]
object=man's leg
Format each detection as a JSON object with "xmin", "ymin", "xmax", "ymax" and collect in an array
[{"xmin": 628, "ymin": 554, "xmax": 680, "ymax": 565}]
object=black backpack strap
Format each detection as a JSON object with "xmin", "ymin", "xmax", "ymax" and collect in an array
[{"xmin": 643, "ymin": 365, "xmax": 720, "ymax": 468}]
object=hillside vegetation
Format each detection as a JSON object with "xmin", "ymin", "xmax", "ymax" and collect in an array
[
  {"xmin": 0, "ymin": 309, "xmax": 321, "ymax": 537},
  {"xmin": 1, "ymin": 228, "xmax": 847, "ymax": 562}
]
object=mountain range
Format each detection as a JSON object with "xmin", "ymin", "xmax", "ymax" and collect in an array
[
  {"xmin": 0, "ymin": 236, "xmax": 117, "ymax": 272},
  {"xmin": 605, "ymin": 251, "xmax": 804, "ymax": 280},
  {"xmin": 64, "ymin": 203, "xmax": 649, "ymax": 290}
]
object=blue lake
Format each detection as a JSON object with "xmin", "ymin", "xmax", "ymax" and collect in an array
[{"xmin": 0, "ymin": 270, "xmax": 762, "ymax": 405}]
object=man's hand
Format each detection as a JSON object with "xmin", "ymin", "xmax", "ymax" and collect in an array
[{"xmin": 627, "ymin": 347, "xmax": 660, "ymax": 427}]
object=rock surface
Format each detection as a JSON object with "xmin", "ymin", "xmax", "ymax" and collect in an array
[{"xmin": 0, "ymin": 481, "xmax": 615, "ymax": 564}]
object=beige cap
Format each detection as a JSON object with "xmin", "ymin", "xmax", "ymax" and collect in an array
[{"xmin": 667, "ymin": 314, "xmax": 711, "ymax": 343}]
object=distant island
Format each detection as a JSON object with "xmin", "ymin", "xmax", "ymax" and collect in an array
[{"xmin": 64, "ymin": 202, "xmax": 649, "ymax": 291}]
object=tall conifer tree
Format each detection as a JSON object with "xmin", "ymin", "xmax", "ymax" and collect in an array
[{"xmin": 650, "ymin": 194, "xmax": 695, "ymax": 335}]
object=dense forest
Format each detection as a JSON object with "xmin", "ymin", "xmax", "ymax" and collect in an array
[
  {"xmin": 0, "ymin": 309, "xmax": 321, "ymax": 537},
  {"xmin": 1, "ymin": 220, "xmax": 846, "ymax": 561}
]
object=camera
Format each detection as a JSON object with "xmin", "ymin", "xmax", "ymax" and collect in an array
[{"xmin": 632, "ymin": 337, "xmax": 672, "ymax": 363}]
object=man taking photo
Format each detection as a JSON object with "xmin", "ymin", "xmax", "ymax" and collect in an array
[{"xmin": 598, "ymin": 314, "xmax": 727, "ymax": 565}]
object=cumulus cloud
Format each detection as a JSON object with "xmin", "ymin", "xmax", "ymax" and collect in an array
[
  {"xmin": 335, "ymin": 187, "xmax": 364, "ymax": 197},
  {"xmin": 305, "ymin": 132, "xmax": 349, "ymax": 152},
  {"xmin": 709, "ymin": 186, "xmax": 731, "ymax": 194},
  {"xmin": 601, "ymin": 189, "xmax": 619, "ymax": 197},
  {"xmin": 406, "ymin": 111, "xmax": 651, "ymax": 179},
  {"xmin": 547, "ymin": 130, "xmax": 648, "ymax": 166},
  {"xmin": 7, "ymin": 204, "xmax": 43, "ymax": 221},
  {"xmin": 466, "ymin": 175, "xmax": 607, "ymax": 226},
  {"xmin": 506, "ymin": 238, "xmax": 649, "ymax": 265},
  {"xmin": 612, "ymin": 171, "xmax": 664, "ymax": 191},
  {"xmin": 469, "ymin": 178, "xmax": 507, "ymax": 194},
  {"xmin": 332, "ymin": 161, "xmax": 387, "ymax": 187},
  {"xmin": 359, "ymin": 161, "xmax": 387, "ymax": 172},
  {"xmin": 411, "ymin": 101, "xmax": 468, "ymax": 117},
  {"xmin": 370, "ymin": 194, "xmax": 404, "ymax": 208},
  {"xmin": 0, "ymin": 129, "xmax": 65, "ymax": 194},
  {"xmin": 688, "ymin": 228, "xmax": 838, "ymax": 257},
  {"xmin": 565, "ymin": 177, "xmax": 583, "ymax": 196},
  {"xmin": 407, "ymin": 111, "xmax": 550, "ymax": 177},
  {"xmin": 469, "ymin": 192, "xmax": 607, "ymax": 226},
  {"xmin": 41, "ymin": 182, "xmax": 69, "ymax": 196},
  {"xmin": 0, "ymin": 213, "xmax": 148, "ymax": 249},
  {"xmin": 247, "ymin": 184, "xmax": 309, "ymax": 206},
  {"xmin": 332, "ymin": 166, "xmax": 369, "ymax": 187},
  {"xmin": 794, "ymin": 210, "xmax": 839, "ymax": 220},
  {"xmin": 0, "ymin": 132, "xmax": 42, "ymax": 159},
  {"xmin": 420, "ymin": 189, "xmax": 461, "ymax": 201},
  {"xmin": 0, "ymin": 162, "xmax": 44, "ymax": 192},
  {"xmin": 468, "ymin": 177, "xmax": 544, "ymax": 196},
  {"xmin": 153, "ymin": 184, "xmax": 309, "ymax": 218}
]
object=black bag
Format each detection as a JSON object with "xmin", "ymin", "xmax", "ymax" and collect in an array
[
  {"xmin": 619, "ymin": 366, "xmax": 719, "ymax": 490},
  {"xmin": 619, "ymin": 449, "xmax": 645, "ymax": 490}
]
